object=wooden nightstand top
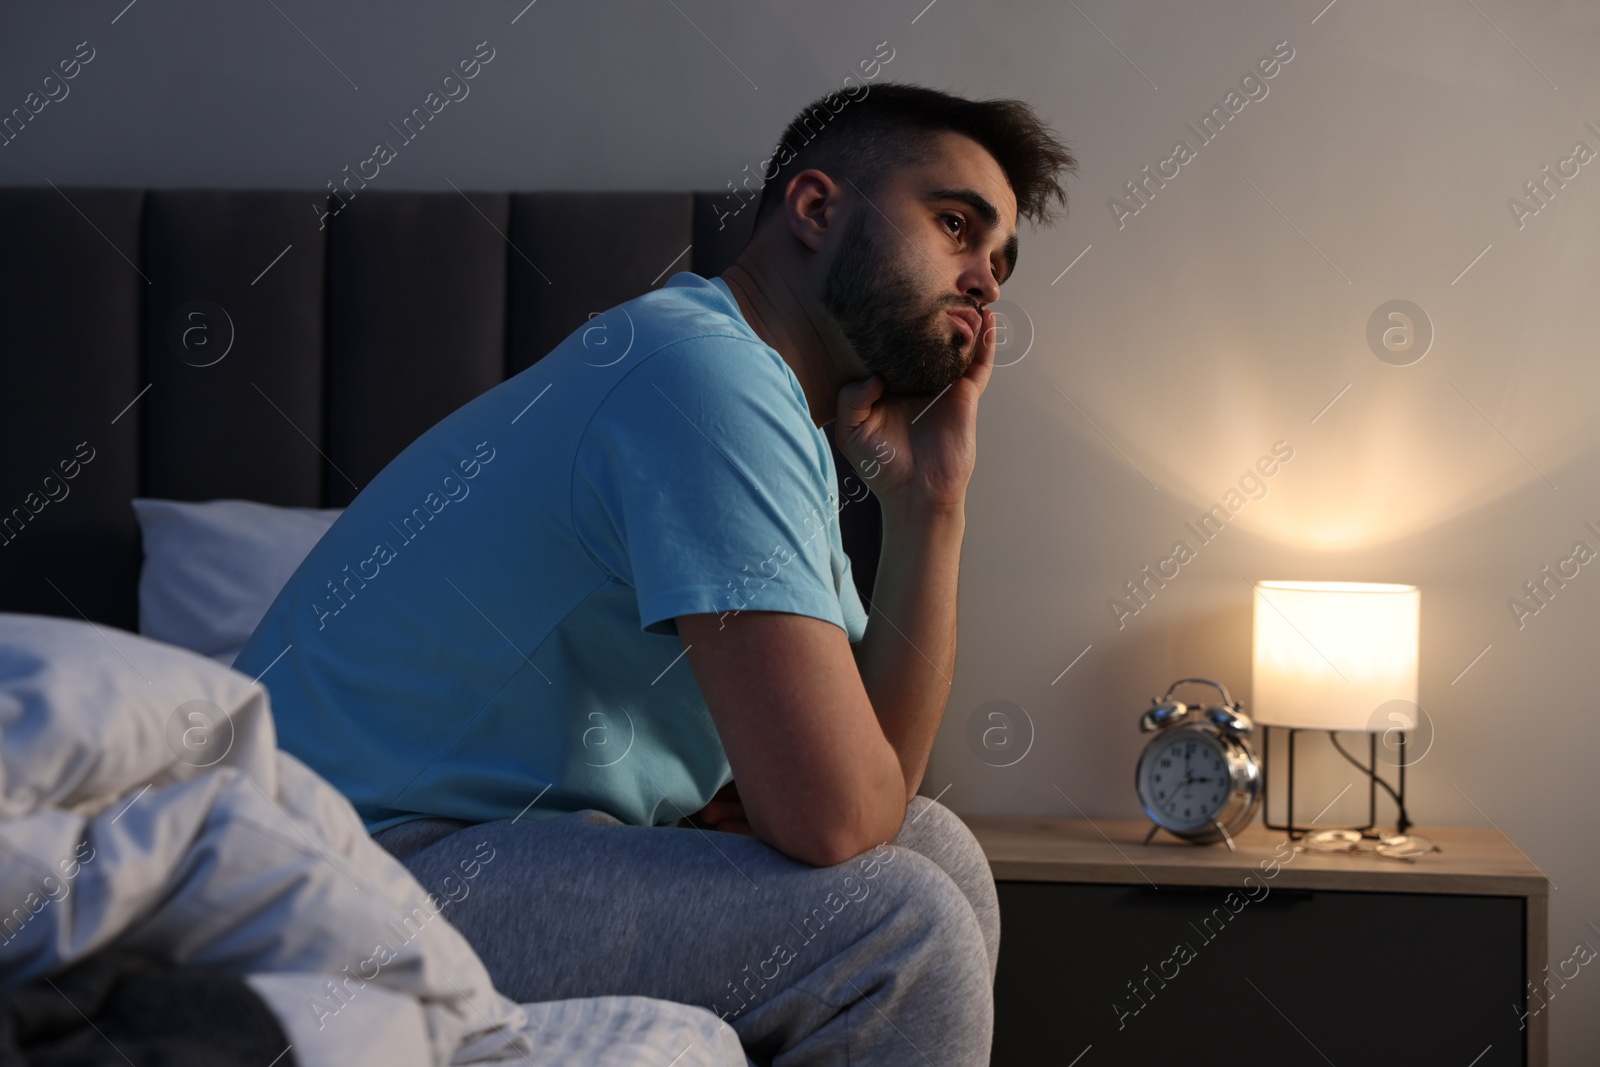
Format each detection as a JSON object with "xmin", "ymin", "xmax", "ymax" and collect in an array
[{"xmin": 959, "ymin": 814, "xmax": 1550, "ymax": 898}]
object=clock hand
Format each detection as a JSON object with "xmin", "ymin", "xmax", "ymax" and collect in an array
[
  {"xmin": 1161, "ymin": 774, "xmax": 1189, "ymax": 811},
  {"xmin": 1166, "ymin": 773, "xmax": 1199, "ymax": 816}
]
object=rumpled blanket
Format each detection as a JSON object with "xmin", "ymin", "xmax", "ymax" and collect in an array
[{"xmin": 0, "ymin": 614, "xmax": 746, "ymax": 1067}]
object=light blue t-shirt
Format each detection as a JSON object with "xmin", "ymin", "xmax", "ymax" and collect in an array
[{"xmin": 233, "ymin": 272, "xmax": 869, "ymax": 835}]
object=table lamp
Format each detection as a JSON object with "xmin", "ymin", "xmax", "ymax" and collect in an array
[{"xmin": 1251, "ymin": 580, "xmax": 1420, "ymax": 837}]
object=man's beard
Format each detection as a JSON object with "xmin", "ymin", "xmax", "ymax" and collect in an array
[{"xmin": 819, "ymin": 208, "xmax": 975, "ymax": 398}]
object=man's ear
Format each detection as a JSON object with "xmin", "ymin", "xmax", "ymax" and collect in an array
[{"xmin": 783, "ymin": 168, "xmax": 843, "ymax": 253}]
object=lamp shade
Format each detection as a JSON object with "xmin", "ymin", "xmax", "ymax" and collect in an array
[{"xmin": 1251, "ymin": 580, "xmax": 1419, "ymax": 731}]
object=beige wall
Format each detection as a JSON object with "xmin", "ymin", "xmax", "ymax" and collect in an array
[{"xmin": 4, "ymin": 0, "xmax": 1596, "ymax": 1059}]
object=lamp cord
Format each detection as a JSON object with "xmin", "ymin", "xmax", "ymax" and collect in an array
[{"xmin": 1326, "ymin": 732, "xmax": 1412, "ymax": 834}]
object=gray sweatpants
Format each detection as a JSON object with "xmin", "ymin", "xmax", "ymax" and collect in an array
[{"xmin": 373, "ymin": 796, "xmax": 999, "ymax": 1066}]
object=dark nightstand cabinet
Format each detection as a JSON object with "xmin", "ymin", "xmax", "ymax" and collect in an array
[{"xmin": 960, "ymin": 816, "xmax": 1549, "ymax": 1066}]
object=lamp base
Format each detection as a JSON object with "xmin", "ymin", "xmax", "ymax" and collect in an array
[{"xmin": 1259, "ymin": 726, "xmax": 1411, "ymax": 840}]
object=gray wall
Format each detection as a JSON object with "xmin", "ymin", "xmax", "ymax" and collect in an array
[{"xmin": 4, "ymin": 0, "xmax": 1597, "ymax": 1060}]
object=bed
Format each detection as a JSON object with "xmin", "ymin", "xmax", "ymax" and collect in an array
[{"xmin": 0, "ymin": 186, "xmax": 883, "ymax": 1067}]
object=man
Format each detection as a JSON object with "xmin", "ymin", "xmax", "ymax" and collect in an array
[{"xmin": 234, "ymin": 81, "xmax": 1075, "ymax": 1064}]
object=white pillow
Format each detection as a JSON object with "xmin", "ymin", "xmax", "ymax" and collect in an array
[{"xmin": 133, "ymin": 498, "xmax": 342, "ymax": 666}]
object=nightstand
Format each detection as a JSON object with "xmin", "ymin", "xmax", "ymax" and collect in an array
[{"xmin": 960, "ymin": 815, "xmax": 1550, "ymax": 1066}]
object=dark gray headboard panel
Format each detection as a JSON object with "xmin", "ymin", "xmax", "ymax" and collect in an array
[
  {"xmin": 0, "ymin": 187, "xmax": 880, "ymax": 633},
  {"xmin": 1, "ymin": 188, "xmax": 146, "ymax": 629},
  {"xmin": 143, "ymin": 190, "xmax": 330, "ymax": 507},
  {"xmin": 326, "ymin": 192, "xmax": 510, "ymax": 504},
  {"xmin": 508, "ymin": 192, "xmax": 695, "ymax": 376}
]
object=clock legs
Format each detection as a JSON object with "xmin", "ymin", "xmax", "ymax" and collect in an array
[{"xmin": 1141, "ymin": 820, "xmax": 1239, "ymax": 850}]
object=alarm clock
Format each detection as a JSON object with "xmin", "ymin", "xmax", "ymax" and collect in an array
[{"xmin": 1135, "ymin": 678, "xmax": 1262, "ymax": 850}]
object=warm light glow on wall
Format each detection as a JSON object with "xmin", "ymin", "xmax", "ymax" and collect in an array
[{"xmin": 1251, "ymin": 581, "xmax": 1420, "ymax": 731}]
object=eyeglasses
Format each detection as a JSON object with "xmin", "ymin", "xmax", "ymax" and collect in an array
[{"xmin": 1294, "ymin": 828, "xmax": 1442, "ymax": 862}]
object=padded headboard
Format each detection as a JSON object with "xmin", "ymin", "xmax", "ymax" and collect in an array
[{"xmin": 0, "ymin": 189, "xmax": 880, "ymax": 632}]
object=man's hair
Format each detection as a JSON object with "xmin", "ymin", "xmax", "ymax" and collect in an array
[{"xmin": 748, "ymin": 81, "xmax": 1077, "ymax": 240}]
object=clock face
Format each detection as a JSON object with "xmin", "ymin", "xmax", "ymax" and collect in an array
[{"xmin": 1138, "ymin": 728, "xmax": 1234, "ymax": 833}]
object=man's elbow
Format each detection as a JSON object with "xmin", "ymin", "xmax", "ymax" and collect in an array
[
  {"xmin": 772, "ymin": 802, "xmax": 905, "ymax": 868},
  {"xmin": 782, "ymin": 833, "xmax": 873, "ymax": 869}
]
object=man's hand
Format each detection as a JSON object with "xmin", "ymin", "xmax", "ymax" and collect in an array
[
  {"xmin": 685, "ymin": 780, "xmax": 753, "ymax": 836},
  {"xmin": 833, "ymin": 306, "xmax": 997, "ymax": 512}
]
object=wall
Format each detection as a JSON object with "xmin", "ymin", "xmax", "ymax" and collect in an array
[{"xmin": 3, "ymin": 0, "xmax": 1596, "ymax": 1060}]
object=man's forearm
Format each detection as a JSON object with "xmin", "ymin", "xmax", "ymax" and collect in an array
[{"xmin": 853, "ymin": 496, "xmax": 965, "ymax": 803}]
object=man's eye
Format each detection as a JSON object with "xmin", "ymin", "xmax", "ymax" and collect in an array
[{"xmin": 941, "ymin": 213, "xmax": 963, "ymax": 235}]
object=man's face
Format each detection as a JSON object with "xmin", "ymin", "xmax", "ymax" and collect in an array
[{"xmin": 818, "ymin": 133, "xmax": 1019, "ymax": 398}]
